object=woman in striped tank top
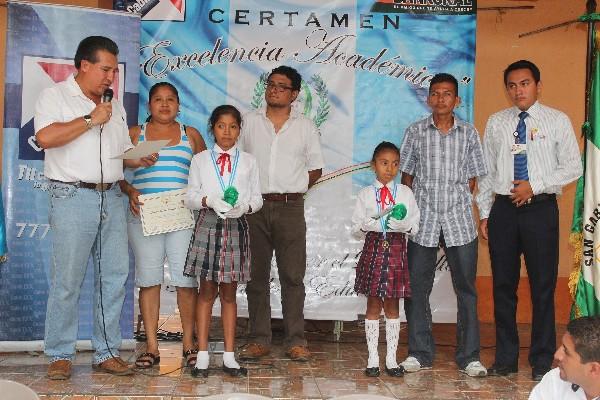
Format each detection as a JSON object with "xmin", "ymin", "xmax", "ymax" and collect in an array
[{"xmin": 122, "ymin": 82, "xmax": 206, "ymax": 369}]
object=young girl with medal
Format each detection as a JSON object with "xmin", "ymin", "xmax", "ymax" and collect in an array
[
  {"xmin": 184, "ymin": 105, "xmax": 263, "ymax": 378},
  {"xmin": 351, "ymin": 141, "xmax": 420, "ymax": 378}
]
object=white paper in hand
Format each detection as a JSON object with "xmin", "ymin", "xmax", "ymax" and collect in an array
[{"xmin": 112, "ymin": 139, "xmax": 170, "ymax": 160}]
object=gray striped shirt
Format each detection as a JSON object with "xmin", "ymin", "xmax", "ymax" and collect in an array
[
  {"xmin": 400, "ymin": 115, "xmax": 487, "ymax": 247},
  {"xmin": 475, "ymin": 102, "xmax": 582, "ymax": 219}
]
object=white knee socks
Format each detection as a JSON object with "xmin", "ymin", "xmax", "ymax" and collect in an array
[
  {"xmin": 385, "ymin": 318, "xmax": 401, "ymax": 369},
  {"xmin": 223, "ymin": 351, "xmax": 240, "ymax": 369},
  {"xmin": 365, "ymin": 319, "xmax": 380, "ymax": 368}
]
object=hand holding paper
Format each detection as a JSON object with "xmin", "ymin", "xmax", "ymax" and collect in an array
[{"xmin": 113, "ymin": 139, "xmax": 170, "ymax": 160}]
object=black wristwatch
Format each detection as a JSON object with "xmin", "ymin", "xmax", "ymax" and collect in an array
[{"xmin": 83, "ymin": 114, "xmax": 93, "ymax": 129}]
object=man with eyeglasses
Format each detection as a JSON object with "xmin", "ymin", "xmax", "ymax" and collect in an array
[
  {"xmin": 476, "ymin": 60, "xmax": 582, "ymax": 381},
  {"xmin": 238, "ymin": 65, "xmax": 324, "ymax": 362}
]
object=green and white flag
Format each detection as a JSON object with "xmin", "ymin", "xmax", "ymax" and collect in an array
[{"xmin": 570, "ymin": 32, "xmax": 600, "ymax": 318}]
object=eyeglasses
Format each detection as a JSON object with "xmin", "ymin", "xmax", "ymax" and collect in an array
[{"xmin": 265, "ymin": 81, "xmax": 293, "ymax": 92}]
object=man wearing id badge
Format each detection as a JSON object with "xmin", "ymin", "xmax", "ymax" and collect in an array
[
  {"xmin": 476, "ymin": 60, "xmax": 582, "ymax": 381},
  {"xmin": 399, "ymin": 73, "xmax": 488, "ymax": 377}
]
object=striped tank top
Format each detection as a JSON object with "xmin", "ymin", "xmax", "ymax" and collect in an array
[{"xmin": 132, "ymin": 123, "xmax": 193, "ymax": 194}]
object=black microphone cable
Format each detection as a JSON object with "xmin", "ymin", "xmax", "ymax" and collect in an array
[
  {"xmin": 94, "ymin": 90, "xmax": 183, "ymax": 377},
  {"xmin": 96, "ymin": 88, "xmax": 124, "ymax": 367}
]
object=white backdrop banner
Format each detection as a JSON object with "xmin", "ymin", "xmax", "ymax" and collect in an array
[{"xmin": 129, "ymin": 0, "xmax": 477, "ymax": 322}]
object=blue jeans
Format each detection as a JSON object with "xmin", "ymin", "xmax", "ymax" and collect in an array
[
  {"xmin": 404, "ymin": 237, "xmax": 481, "ymax": 369},
  {"xmin": 44, "ymin": 182, "xmax": 129, "ymax": 364}
]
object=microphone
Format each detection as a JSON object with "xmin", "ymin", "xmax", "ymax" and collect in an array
[
  {"xmin": 99, "ymin": 88, "xmax": 113, "ymax": 133},
  {"xmin": 102, "ymin": 88, "xmax": 113, "ymax": 103}
]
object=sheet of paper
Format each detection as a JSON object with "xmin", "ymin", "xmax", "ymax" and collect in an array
[
  {"xmin": 139, "ymin": 188, "xmax": 195, "ymax": 236},
  {"xmin": 112, "ymin": 139, "xmax": 170, "ymax": 160}
]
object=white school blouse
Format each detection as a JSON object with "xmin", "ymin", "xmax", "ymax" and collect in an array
[
  {"xmin": 351, "ymin": 180, "xmax": 420, "ymax": 239},
  {"xmin": 185, "ymin": 144, "xmax": 263, "ymax": 213}
]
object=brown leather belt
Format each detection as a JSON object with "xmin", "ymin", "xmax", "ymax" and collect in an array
[
  {"xmin": 50, "ymin": 179, "xmax": 115, "ymax": 191},
  {"xmin": 262, "ymin": 193, "xmax": 303, "ymax": 202}
]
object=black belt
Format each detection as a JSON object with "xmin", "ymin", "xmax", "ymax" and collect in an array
[
  {"xmin": 262, "ymin": 193, "xmax": 303, "ymax": 202},
  {"xmin": 49, "ymin": 179, "xmax": 115, "ymax": 191},
  {"xmin": 496, "ymin": 193, "xmax": 556, "ymax": 205}
]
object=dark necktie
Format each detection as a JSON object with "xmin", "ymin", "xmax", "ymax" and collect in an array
[{"xmin": 514, "ymin": 111, "xmax": 529, "ymax": 181}]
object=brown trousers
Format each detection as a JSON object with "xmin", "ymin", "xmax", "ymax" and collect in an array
[{"xmin": 245, "ymin": 198, "xmax": 307, "ymax": 347}]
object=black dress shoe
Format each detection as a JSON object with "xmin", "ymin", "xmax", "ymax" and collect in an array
[
  {"xmin": 223, "ymin": 365, "xmax": 248, "ymax": 377},
  {"xmin": 488, "ymin": 364, "xmax": 518, "ymax": 376},
  {"xmin": 364, "ymin": 367, "xmax": 380, "ymax": 377},
  {"xmin": 385, "ymin": 366, "xmax": 405, "ymax": 377},
  {"xmin": 191, "ymin": 367, "xmax": 209, "ymax": 378},
  {"xmin": 532, "ymin": 365, "xmax": 550, "ymax": 381}
]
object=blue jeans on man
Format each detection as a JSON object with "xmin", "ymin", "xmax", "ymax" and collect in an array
[
  {"xmin": 44, "ymin": 182, "xmax": 129, "ymax": 364},
  {"xmin": 404, "ymin": 237, "xmax": 481, "ymax": 369}
]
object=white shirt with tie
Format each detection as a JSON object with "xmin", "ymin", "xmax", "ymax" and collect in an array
[
  {"xmin": 185, "ymin": 144, "xmax": 263, "ymax": 214},
  {"xmin": 476, "ymin": 101, "xmax": 582, "ymax": 219}
]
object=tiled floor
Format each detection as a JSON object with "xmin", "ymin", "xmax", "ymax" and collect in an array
[{"xmin": 0, "ymin": 316, "xmax": 563, "ymax": 399}]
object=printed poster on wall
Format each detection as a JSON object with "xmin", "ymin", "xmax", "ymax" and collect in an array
[{"xmin": 0, "ymin": 2, "xmax": 140, "ymax": 347}]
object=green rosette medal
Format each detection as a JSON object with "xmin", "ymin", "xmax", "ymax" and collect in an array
[
  {"xmin": 223, "ymin": 186, "xmax": 239, "ymax": 206},
  {"xmin": 210, "ymin": 149, "xmax": 240, "ymax": 208},
  {"xmin": 385, "ymin": 203, "xmax": 407, "ymax": 229}
]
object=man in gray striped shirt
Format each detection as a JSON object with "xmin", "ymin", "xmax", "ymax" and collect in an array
[
  {"xmin": 476, "ymin": 60, "xmax": 582, "ymax": 381},
  {"xmin": 399, "ymin": 73, "xmax": 488, "ymax": 377}
]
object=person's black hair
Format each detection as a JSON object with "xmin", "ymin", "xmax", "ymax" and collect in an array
[
  {"xmin": 208, "ymin": 105, "xmax": 242, "ymax": 134},
  {"xmin": 74, "ymin": 36, "xmax": 119, "ymax": 69},
  {"xmin": 145, "ymin": 82, "xmax": 180, "ymax": 123},
  {"xmin": 504, "ymin": 60, "xmax": 541, "ymax": 86},
  {"xmin": 429, "ymin": 73, "xmax": 458, "ymax": 95},
  {"xmin": 371, "ymin": 141, "xmax": 400, "ymax": 162},
  {"xmin": 268, "ymin": 65, "xmax": 302, "ymax": 91},
  {"xmin": 567, "ymin": 316, "xmax": 600, "ymax": 364}
]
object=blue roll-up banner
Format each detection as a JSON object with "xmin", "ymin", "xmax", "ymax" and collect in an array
[
  {"xmin": 120, "ymin": 0, "xmax": 476, "ymax": 322},
  {"xmin": 0, "ymin": 2, "xmax": 140, "ymax": 348}
]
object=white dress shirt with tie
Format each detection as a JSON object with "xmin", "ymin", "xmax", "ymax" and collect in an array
[{"xmin": 476, "ymin": 101, "xmax": 582, "ymax": 219}]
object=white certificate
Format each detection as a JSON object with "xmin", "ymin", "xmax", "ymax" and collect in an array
[
  {"xmin": 139, "ymin": 188, "xmax": 195, "ymax": 236},
  {"xmin": 113, "ymin": 139, "xmax": 170, "ymax": 159}
]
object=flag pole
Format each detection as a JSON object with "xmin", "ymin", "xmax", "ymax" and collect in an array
[{"xmin": 585, "ymin": 0, "xmax": 597, "ymax": 122}]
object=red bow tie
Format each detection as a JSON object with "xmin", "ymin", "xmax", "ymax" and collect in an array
[
  {"xmin": 216, "ymin": 153, "xmax": 231, "ymax": 176},
  {"xmin": 379, "ymin": 186, "xmax": 395, "ymax": 208}
]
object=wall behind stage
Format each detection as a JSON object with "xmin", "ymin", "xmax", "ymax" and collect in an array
[{"xmin": 0, "ymin": 0, "xmax": 589, "ymax": 324}]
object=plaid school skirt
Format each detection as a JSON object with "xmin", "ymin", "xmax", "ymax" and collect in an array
[
  {"xmin": 183, "ymin": 209, "xmax": 250, "ymax": 284},
  {"xmin": 354, "ymin": 231, "xmax": 411, "ymax": 299}
]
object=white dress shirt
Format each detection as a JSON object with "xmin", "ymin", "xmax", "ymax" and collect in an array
[
  {"xmin": 476, "ymin": 101, "xmax": 582, "ymax": 218},
  {"xmin": 351, "ymin": 180, "xmax": 420, "ymax": 239},
  {"xmin": 529, "ymin": 368, "xmax": 598, "ymax": 400},
  {"xmin": 239, "ymin": 107, "xmax": 324, "ymax": 194},
  {"xmin": 34, "ymin": 74, "xmax": 132, "ymax": 183},
  {"xmin": 185, "ymin": 144, "xmax": 263, "ymax": 213}
]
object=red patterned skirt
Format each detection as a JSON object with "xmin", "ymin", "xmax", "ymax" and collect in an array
[{"xmin": 354, "ymin": 231, "xmax": 411, "ymax": 299}]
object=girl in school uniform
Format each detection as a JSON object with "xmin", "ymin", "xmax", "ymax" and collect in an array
[
  {"xmin": 184, "ymin": 105, "xmax": 262, "ymax": 378},
  {"xmin": 351, "ymin": 141, "xmax": 420, "ymax": 378}
]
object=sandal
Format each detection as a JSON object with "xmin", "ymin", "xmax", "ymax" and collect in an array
[
  {"xmin": 183, "ymin": 348, "xmax": 198, "ymax": 367},
  {"xmin": 135, "ymin": 352, "xmax": 160, "ymax": 369}
]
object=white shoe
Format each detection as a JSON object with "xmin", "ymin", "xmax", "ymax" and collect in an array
[
  {"xmin": 400, "ymin": 356, "xmax": 431, "ymax": 373},
  {"xmin": 461, "ymin": 361, "xmax": 488, "ymax": 377}
]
